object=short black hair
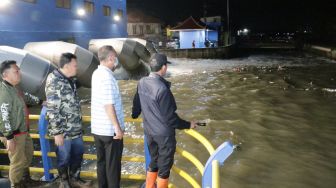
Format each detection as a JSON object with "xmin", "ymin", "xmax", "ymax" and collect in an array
[
  {"xmin": 0, "ymin": 60, "xmax": 17, "ymax": 76},
  {"xmin": 59, "ymin": 53, "xmax": 77, "ymax": 68},
  {"xmin": 98, "ymin": 45, "xmax": 117, "ymax": 62}
]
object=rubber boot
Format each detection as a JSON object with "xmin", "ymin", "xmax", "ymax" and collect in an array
[
  {"xmin": 22, "ymin": 168, "xmax": 44, "ymax": 186},
  {"xmin": 157, "ymin": 177, "xmax": 169, "ymax": 188},
  {"xmin": 58, "ymin": 168, "xmax": 71, "ymax": 188},
  {"xmin": 69, "ymin": 169, "xmax": 92, "ymax": 188},
  {"xmin": 145, "ymin": 171, "xmax": 158, "ymax": 188}
]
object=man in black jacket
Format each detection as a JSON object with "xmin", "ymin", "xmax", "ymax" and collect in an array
[{"xmin": 132, "ymin": 53, "xmax": 197, "ymax": 188}]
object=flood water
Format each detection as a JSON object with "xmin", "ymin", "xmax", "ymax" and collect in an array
[{"xmin": 32, "ymin": 50, "xmax": 336, "ymax": 188}]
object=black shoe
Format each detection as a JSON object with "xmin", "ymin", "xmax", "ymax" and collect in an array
[
  {"xmin": 22, "ymin": 168, "xmax": 45, "ymax": 186},
  {"xmin": 69, "ymin": 169, "xmax": 92, "ymax": 188},
  {"xmin": 70, "ymin": 177, "xmax": 92, "ymax": 188},
  {"xmin": 23, "ymin": 177, "xmax": 46, "ymax": 187},
  {"xmin": 59, "ymin": 179, "xmax": 72, "ymax": 188},
  {"xmin": 58, "ymin": 167, "xmax": 72, "ymax": 188}
]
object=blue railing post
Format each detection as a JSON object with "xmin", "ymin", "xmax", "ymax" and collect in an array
[
  {"xmin": 202, "ymin": 141, "xmax": 234, "ymax": 188},
  {"xmin": 144, "ymin": 134, "xmax": 151, "ymax": 171},
  {"xmin": 38, "ymin": 106, "xmax": 54, "ymax": 181}
]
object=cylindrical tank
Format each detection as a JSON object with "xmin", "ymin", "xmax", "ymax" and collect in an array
[
  {"xmin": 24, "ymin": 41, "xmax": 99, "ymax": 88},
  {"xmin": 0, "ymin": 46, "xmax": 56, "ymax": 99},
  {"xmin": 89, "ymin": 38, "xmax": 153, "ymax": 79},
  {"xmin": 89, "ymin": 38, "xmax": 140, "ymax": 71},
  {"xmin": 129, "ymin": 38, "xmax": 158, "ymax": 55}
]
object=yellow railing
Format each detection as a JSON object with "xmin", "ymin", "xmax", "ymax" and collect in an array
[
  {"xmin": 0, "ymin": 114, "xmax": 220, "ymax": 188},
  {"xmin": 212, "ymin": 160, "xmax": 220, "ymax": 188}
]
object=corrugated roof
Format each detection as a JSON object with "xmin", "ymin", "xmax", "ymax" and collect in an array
[{"xmin": 171, "ymin": 16, "xmax": 206, "ymax": 31}]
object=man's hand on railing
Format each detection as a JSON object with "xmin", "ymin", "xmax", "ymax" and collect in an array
[{"xmin": 54, "ymin": 134, "xmax": 64, "ymax": 146}]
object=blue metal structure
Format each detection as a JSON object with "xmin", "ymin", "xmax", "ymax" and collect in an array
[
  {"xmin": 0, "ymin": 0, "xmax": 127, "ymax": 48},
  {"xmin": 38, "ymin": 106, "xmax": 55, "ymax": 181},
  {"xmin": 202, "ymin": 141, "xmax": 234, "ymax": 188}
]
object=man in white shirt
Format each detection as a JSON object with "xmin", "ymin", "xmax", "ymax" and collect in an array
[{"xmin": 91, "ymin": 45, "xmax": 124, "ymax": 188}]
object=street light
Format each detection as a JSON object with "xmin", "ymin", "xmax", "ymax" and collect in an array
[
  {"xmin": 113, "ymin": 15, "xmax": 120, "ymax": 21},
  {"xmin": 0, "ymin": 0, "xmax": 10, "ymax": 8},
  {"xmin": 77, "ymin": 8, "xmax": 86, "ymax": 17}
]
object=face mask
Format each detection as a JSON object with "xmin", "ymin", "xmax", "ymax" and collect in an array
[{"xmin": 114, "ymin": 57, "xmax": 120, "ymax": 69}]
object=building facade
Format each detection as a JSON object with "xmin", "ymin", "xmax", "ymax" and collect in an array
[
  {"xmin": 201, "ymin": 16, "xmax": 226, "ymax": 46},
  {"xmin": 0, "ymin": 0, "xmax": 127, "ymax": 48},
  {"xmin": 171, "ymin": 17, "xmax": 207, "ymax": 49},
  {"xmin": 127, "ymin": 9, "xmax": 163, "ymax": 44}
]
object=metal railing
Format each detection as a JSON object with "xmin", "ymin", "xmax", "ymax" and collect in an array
[{"xmin": 0, "ymin": 107, "xmax": 234, "ymax": 187}]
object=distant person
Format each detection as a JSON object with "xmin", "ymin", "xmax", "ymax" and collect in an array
[
  {"xmin": 45, "ymin": 53, "xmax": 91, "ymax": 188},
  {"xmin": 204, "ymin": 39, "xmax": 210, "ymax": 48},
  {"xmin": 192, "ymin": 40, "xmax": 195, "ymax": 48},
  {"xmin": 132, "ymin": 53, "xmax": 198, "ymax": 188},
  {"xmin": 91, "ymin": 45, "xmax": 125, "ymax": 188},
  {"xmin": 0, "ymin": 60, "xmax": 43, "ymax": 187}
]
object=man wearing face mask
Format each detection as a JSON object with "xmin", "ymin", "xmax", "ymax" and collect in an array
[{"xmin": 91, "ymin": 45, "xmax": 124, "ymax": 188}]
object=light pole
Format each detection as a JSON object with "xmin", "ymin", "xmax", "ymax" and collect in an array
[{"xmin": 227, "ymin": 0, "xmax": 230, "ymax": 45}]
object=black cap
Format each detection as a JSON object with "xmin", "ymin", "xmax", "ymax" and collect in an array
[{"xmin": 149, "ymin": 53, "xmax": 171, "ymax": 72}]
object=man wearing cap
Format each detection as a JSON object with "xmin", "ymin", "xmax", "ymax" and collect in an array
[
  {"xmin": 0, "ymin": 60, "xmax": 43, "ymax": 188},
  {"xmin": 132, "ymin": 53, "xmax": 197, "ymax": 188}
]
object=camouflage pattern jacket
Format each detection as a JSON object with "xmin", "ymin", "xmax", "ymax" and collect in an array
[
  {"xmin": 0, "ymin": 81, "xmax": 41, "ymax": 139},
  {"xmin": 45, "ymin": 69, "xmax": 82, "ymax": 138}
]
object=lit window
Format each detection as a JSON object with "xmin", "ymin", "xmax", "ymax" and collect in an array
[
  {"xmin": 59, "ymin": 37, "xmax": 76, "ymax": 44},
  {"xmin": 117, "ymin": 9, "xmax": 123, "ymax": 18},
  {"xmin": 103, "ymin": 5, "xmax": 111, "ymax": 16},
  {"xmin": 56, "ymin": 0, "xmax": 71, "ymax": 9},
  {"xmin": 84, "ymin": 1, "xmax": 94, "ymax": 14},
  {"xmin": 22, "ymin": 0, "xmax": 37, "ymax": 3}
]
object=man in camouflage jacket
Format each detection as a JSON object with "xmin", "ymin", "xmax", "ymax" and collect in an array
[
  {"xmin": 45, "ymin": 53, "xmax": 90, "ymax": 188},
  {"xmin": 0, "ymin": 60, "xmax": 43, "ymax": 188}
]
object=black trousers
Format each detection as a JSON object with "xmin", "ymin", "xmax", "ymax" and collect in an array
[
  {"xmin": 146, "ymin": 135, "xmax": 176, "ymax": 179},
  {"xmin": 94, "ymin": 135, "xmax": 123, "ymax": 188}
]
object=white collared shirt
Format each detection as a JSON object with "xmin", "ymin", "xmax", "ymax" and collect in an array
[{"xmin": 91, "ymin": 65, "xmax": 125, "ymax": 136}]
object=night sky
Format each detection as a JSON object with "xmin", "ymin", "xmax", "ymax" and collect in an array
[{"xmin": 128, "ymin": 0, "xmax": 336, "ymax": 32}]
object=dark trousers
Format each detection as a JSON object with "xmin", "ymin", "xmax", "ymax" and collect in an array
[
  {"xmin": 146, "ymin": 135, "xmax": 176, "ymax": 179},
  {"xmin": 94, "ymin": 135, "xmax": 123, "ymax": 188},
  {"xmin": 55, "ymin": 136, "xmax": 84, "ymax": 174}
]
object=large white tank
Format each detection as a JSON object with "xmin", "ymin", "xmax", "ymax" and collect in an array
[
  {"xmin": 0, "ymin": 46, "xmax": 56, "ymax": 98},
  {"xmin": 24, "ymin": 41, "xmax": 99, "ymax": 88}
]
